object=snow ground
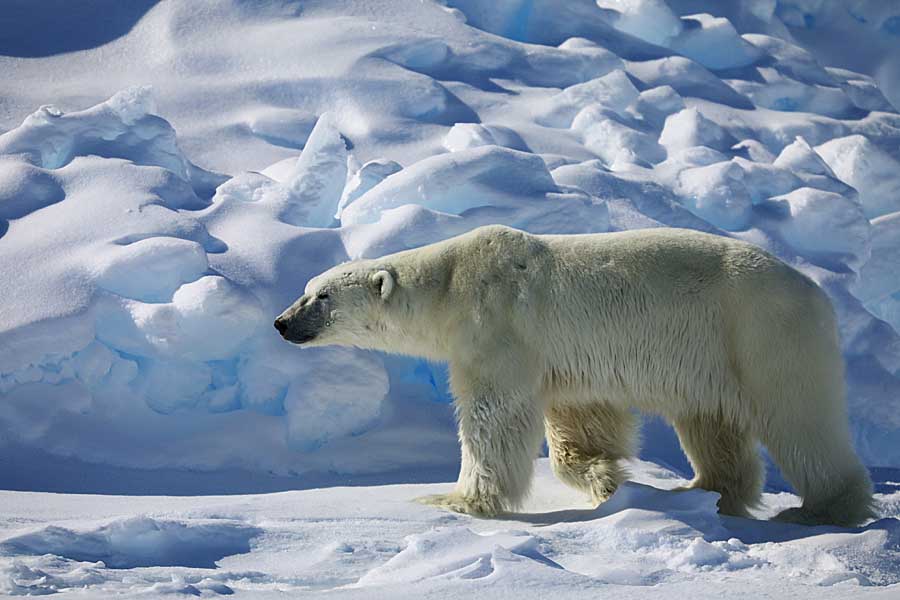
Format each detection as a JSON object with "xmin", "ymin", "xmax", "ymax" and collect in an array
[
  {"xmin": 2, "ymin": 0, "xmax": 900, "ymax": 596},
  {"xmin": 2, "ymin": 460, "xmax": 900, "ymax": 598}
]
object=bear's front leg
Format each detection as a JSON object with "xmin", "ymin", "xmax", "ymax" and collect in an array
[{"xmin": 418, "ymin": 366, "xmax": 544, "ymax": 517}]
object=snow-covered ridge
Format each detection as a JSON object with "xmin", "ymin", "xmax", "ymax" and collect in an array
[{"xmin": 1, "ymin": 0, "xmax": 899, "ymax": 484}]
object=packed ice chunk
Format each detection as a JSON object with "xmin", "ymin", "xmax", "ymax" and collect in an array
[
  {"xmin": 731, "ymin": 158, "xmax": 803, "ymax": 203},
  {"xmin": 96, "ymin": 284, "xmax": 263, "ymax": 364},
  {"xmin": 284, "ymin": 347, "xmax": 389, "ymax": 449},
  {"xmin": 236, "ymin": 358, "xmax": 291, "ymax": 415},
  {"xmin": 856, "ymin": 212, "xmax": 900, "ymax": 327},
  {"xmin": 340, "ymin": 146, "xmax": 559, "ymax": 225},
  {"xmin": 772, "ymin": 136, "xmax": 836, "ymax": 177},
  {"xmin": 535, "ymin": 69, "xmax": 640, "ymax": 128},
  {"xmin": 628, "ymin": 85, "xmax": 685, "ymax": 128},
  {"xmin": 444, "ymin": 0, "xmax": 656, "ymax": 50},
  {"xmin": 336, "ymin": 159, "xmax": 402, "ymax": 219},
  {"xmin": 670, "ymin": 13, "xmax": 762, "ymax": 70},
  {"xmin": 595, "ymin": 0, "xmax": 682, "ymax": 46},
  {"xmin": 742, "ymin": 34, "xmax": 835, "ymax": 87},
  {"xmin": 767, "ymin": 187, "xmax": 870, "ymax": 265},
  {"xmin": 627, "ymin": 57, "xmax": 754, "ymax": 108},
  {"xmin": 815, "ymin": 134, "xmax": 900, "ymax": 219},
  {"xmin": 659, "ymin": 108, "xmax": 734, "ymax": 152},
  {"xmin": 443, "ymin": 123, "xmax": 497, "ymax": 152},
  {"xmin": 572, "ymin": 105, "xmax": 665, "ymax": 167},
  {"xmin": 138, "ymin": 358, "xmax": 213, "ymax": 414},
  {"xmin": 0, "ymin": 87, "xmax": 216, "ymax": 196},
  {"xmin": 728, "ymin": 68, "xmax": 856, "ymax": 118},
  {"xmin": 92, "ymin": 237, "xmax": 209, "ymax": 303},
  {"xmin": 379, "ymin": 35, "xmax": 622, "ymax": 91},
  {"xmin": 827, "ymin": 67, "xmax": 895, "ymax": 112},
  {"xmin": 212, "ymin": 170, "xmax": 279, "ymax": 203},
  {"xmin": 556, "ymin": 37, "xmax": 626, "ymax": 79},
  {"xmin": 731, "ymin": 139, "xmax": 776, "ymax": 163},
  {"xmin": 276, "ymin": 113, "xmax": 348, "ymax": 227},
  {"xmin": 342, "ymin": 205, "xmax": 473, "ymax": 259},
  {"xmin": 675, "ymin": 160, "xmax": 752, "ymax": 230},
  {"xmin": 768, "ymin": 135, "xmax": 860, "ymax": 200},
  {"xmin": 70, "ymin": 340, "xmax": 117, "ymax": 387},
  {"xmin": 552, "ymin": 160, "xmax": 713, "ymax": 231}
]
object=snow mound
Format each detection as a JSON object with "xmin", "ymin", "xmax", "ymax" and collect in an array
[
  {"xmin": 0, "ymin": 517, "xmax": 261, "ymax": 569},
  {"xmin": 535, "ymin": 69, "xmax": 640, "ymax": 128},
  {"xmin": 356, "ymin": 528, "xmax": 561, "ymax": 585},
  {"xmin": 339, "ymin": 145, "xmax": 607, "ymax": 234},
  {"xmin": 0, "ymin": 87, "xmax": 220, "ymax": 200},
  {"xmin": 816, "ymin": 135, "xmax": 900, "ymax": 219},
  {"xmin": 659, "ymin": 108, "xmax": 734, "ymax": 153}
]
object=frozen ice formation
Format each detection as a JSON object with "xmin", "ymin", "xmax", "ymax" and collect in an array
[{"xmin": 1, "ymin": 0, "xmax": 900, "ymax": 480}]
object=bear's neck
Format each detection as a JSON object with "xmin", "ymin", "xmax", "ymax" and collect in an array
[{"xmin": 377, "ymin": 249, "xmax": 460, "ymax": 361}]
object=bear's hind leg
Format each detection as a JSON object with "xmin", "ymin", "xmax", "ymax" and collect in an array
[
  {"xmin": 674, "ymin": 413, "xmax": 763, "ymax": 518},
  {"xmin": 545, "ymin": 402, "xmax": 637, "ymax": 505},
  {"xmin": 758, "ymin": 413, "xmax": 874, "ymax": 527}
]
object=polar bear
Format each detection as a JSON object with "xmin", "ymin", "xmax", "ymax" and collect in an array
[{"xmin": 275, "ymin": 225, "xmax": 874, "ymax": 526}]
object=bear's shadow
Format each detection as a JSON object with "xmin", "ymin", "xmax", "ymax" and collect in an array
[{"xmin": 500, "ymin": 480, "xmax": 900, "ymax": 545}]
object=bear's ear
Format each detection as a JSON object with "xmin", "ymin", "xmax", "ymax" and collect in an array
[{"xmin": 371, "ymin": 270, "xmax": 394, "ymax": 301}]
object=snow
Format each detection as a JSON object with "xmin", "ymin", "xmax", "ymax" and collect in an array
[
  {"xmin": 1, "ymin": 0, "xmax": 900, "ymax": 596},
  {"xmin": 1, "ymin": 460, "xmax": 899, "ymax": 598}
]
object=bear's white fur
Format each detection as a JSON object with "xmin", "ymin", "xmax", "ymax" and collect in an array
[{"xmin": 276, "ymin": 225, "xmax": 874, "ymax": 526}]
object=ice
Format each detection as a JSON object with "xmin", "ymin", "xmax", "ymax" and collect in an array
[
  {"xmin": 109, "ymin": 276, "xmax": 265, "ymax": 361},
  {"xmin": 535, "ymin": 69, "xmax": 640, "ymax": 128},
  {"xmin": 0, "ymin": 87, "xmax": 219, "ymax": 197},
  {"xmin": 675, "ymin": 160, "xmax": 753, "ymax": 231},
  {"xmin": 772, "ymin": 135, "xmax": 837, "ymax": 177},
  {"xmin": 93, "ymin": 237, "xmax": 209, "ymax": 303},
  {"xmin": 595, "ymin": 0, "xmax": 682, "ymax": 47},
  {"xmin": 815, "ymin": 135, "xmax": 900, "ymax": 219},
  {"xmin": 626, "ymin": 57, "xmax": 754, "ymax": 108},
  {"xmin": 284, "ymin": 348, "xmax": 389, "ymax": 450},
  {"xmin": 572, "ymin": 106, "xmax": 665, "ymax": 168},
  {"xmin": 275, "ymin": 113, "xmax": 348, "ymax": 228},
  {"xmin": 0, "ymin": 517, "xmax": 261, "ymax": 569},
  {"xmin": 443, "ymin": 123, "xmax": 497, "ymax": 152},
  {"xmin": 670, "ymin": 13, "xmax": 763, "ymax": 70},
  {"xmin": 628, "ymin": 85, "xmax": 685, "ymax": 128},
  {"xmin": 767, "ymin": 187, "xmax": 870, "ymax": 266},
  {"xmin": 339, "ymin": 145, "xmax": 594, "ymax": 228},
  {"xmin": 659, "ymin": 107, "xmax": 735, "ymax": 153},
  {"xmin": 337, "ymin": 160, "xmax": 404, "ymax": 222},
  {"xmin": 856, "ymin": 212, "xmax": 900, "ymax": 332},
  {"xmin": 729, "ymin": 68, "xmax": 858, "ymax": 118}
]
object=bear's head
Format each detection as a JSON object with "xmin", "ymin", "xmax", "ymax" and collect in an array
[{"xmin": 274, "ymin": 262, "xmax": 396, "ymax": 349}]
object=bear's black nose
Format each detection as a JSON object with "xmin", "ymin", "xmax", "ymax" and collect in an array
[{"xmin": 274, "ymin": 318, "xmax": 288, "ymax": 335}]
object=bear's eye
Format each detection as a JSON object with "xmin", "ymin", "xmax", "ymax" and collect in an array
[{"xmin": 316, "ymin": 291, "xmax": 330, "ymax": 300}]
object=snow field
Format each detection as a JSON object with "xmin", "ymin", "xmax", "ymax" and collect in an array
[{"xmin": 1, "ymin": 460, "xmax": 898, "ymax": 597}]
